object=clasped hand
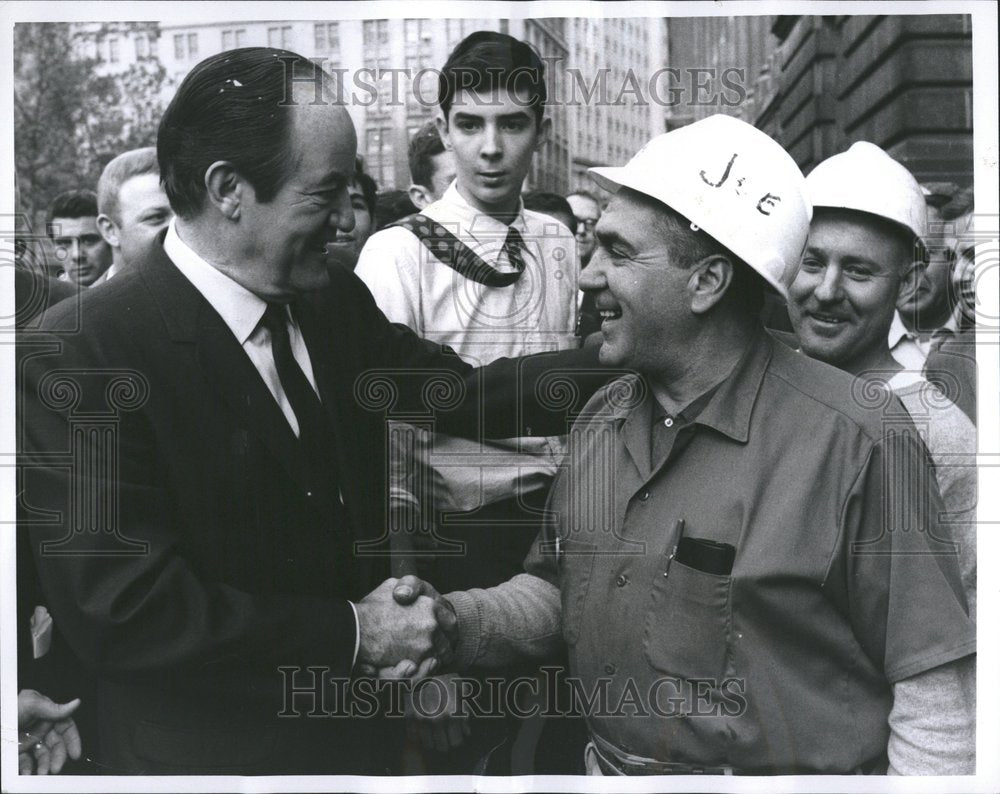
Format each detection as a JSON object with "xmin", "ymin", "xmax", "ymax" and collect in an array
[{"xmin": 355, "ymin": 575, "xmax": 457, "ymax": 676}]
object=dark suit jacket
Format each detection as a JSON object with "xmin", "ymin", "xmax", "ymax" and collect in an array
[
  {"xmin": 17, "ymin": 238, "xmax": 608, "ymax": 774},
  {"xmin": 14, "ymin": 266, "xmax": 77, "ymax": 327}
]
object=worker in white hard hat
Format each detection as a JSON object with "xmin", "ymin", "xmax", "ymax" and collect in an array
[
  {"xmin": 788, "ymin": 140, "xmax": 928, "ymax": 371},
  {"xmin": 786, "ymin": 142, "xmax": 976, "ymax": 768},
  {"xmin": 789, "ymin": 141, "xmax": 928, "ymax": 372},
  {"xmin": 389, "ymin": 115, "xmax": 974, "ymax": 775}
]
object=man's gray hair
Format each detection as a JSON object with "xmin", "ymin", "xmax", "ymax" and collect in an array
[{"xmin": 97, "ymin": 147, "xmax": 160, "ymax": 224}]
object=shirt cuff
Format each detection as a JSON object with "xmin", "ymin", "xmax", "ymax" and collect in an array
[{"xmin": 348, "ymin": 601, "xmax": 360, "ymax": 668}]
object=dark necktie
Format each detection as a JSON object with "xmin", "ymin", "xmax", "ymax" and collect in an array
[
  {"xmin": 260, "ymin": 302, "xmax": 328, "ymax": 451},
  {"xmin": 502, "ymin": 226, "xmax": 527, "ymax": 275}
]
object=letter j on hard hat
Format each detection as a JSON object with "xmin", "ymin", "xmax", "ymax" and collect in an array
[{"xmin": 587, "ymin": 114, "xmax": 812, "ymax": 300}]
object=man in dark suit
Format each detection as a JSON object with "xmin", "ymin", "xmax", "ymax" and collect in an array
[{"xmin": 18, "ymin": 48, "xmax": 604, "ymax": 775}]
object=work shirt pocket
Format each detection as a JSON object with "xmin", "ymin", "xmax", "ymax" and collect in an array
[{"xmin": 643, "ymin": 560, "xmax": 732, "ymax": 681}]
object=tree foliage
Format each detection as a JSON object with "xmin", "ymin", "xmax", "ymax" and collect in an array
[{"xmin": 14, "ymin": 22, "xmax": 167, "ymax": 224}]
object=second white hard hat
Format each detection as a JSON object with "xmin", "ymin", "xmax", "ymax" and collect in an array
[
  {"xmin": 805, "ymin": 141, "xmax": 927, "ymax": 243},
  {"xmin": 588, "ymin": 114, "xmax": 811, "ymax": 299}
]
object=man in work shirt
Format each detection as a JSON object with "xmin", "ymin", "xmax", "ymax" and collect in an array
[
  {"xmin": 396, "ymin": 115, "xmax": 976, "ymax": 775},
  {"xmin": 787, "ymin": 141, "xmax": 977, "ymax": 621}
]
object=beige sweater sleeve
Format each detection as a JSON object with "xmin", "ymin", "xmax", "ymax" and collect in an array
[
  {"xmin": 887, "ymin": 654, "xmax": 976, "ymax": 775},
  {"xmin": 445, "ymin": 573, "xmax": 563, "ymax": 670}
]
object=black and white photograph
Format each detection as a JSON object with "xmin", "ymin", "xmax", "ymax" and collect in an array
[{"xmin": 1, "ymin": 1, "xmax": 997, "ymax": 791}]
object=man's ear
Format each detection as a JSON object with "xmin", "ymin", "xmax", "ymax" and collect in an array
[
  {"xmin": 897, "ymin": 262, "xmax": 922, "ymax": 309},
  {"xmin": 204, "ymin": 161, "xmax": 244, "ymax": 220},
  {"xmin": 95, "ymin": 213, "xmax": 119, "ymax": 248},
  {"xmin": 688, "ymin": 254, "xmax": 734, "ymax": 315},
  {"xmin": 408, "ymin": 184, "xmax": 432, "ymax": 211},
  {"xmin": 434, "ymin": 113, "xmax": 451, "ymax": 150}
]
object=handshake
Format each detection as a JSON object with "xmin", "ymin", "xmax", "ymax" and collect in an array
[{"xmin": 355, "ymin": 575, "xmax": 457, "ymax": 678}]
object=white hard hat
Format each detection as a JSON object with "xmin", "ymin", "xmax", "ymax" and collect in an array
[
  {"xmin": 588, "ymin": 114, "xmax": 811, "ymax": 299},
  {"xmin": 805, "ymin": 141, "xmax": 927, "ymax": 243}
]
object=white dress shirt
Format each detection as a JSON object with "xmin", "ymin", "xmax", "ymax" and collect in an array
[
  {"xmin": 164, "ymin": 220, "xmax": 319, "ymax": 436},
  {"xmin": 888, "ymin": 308, "xmax": 962, "ymax": 371},
  {"xmin": 887, "ymin": 310, "xmax": 928, "ymax": 372},
  {"xmin": 355, "ymin": 184, "xmax": 578, "ymax": 513}
]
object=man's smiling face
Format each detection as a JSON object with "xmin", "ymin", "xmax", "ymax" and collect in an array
[
  {"xmin": 578, "ymin": 189, "xmax": 695, "ymax": 375},
  {"xmin": 789, "ymin": 209, "xmax": 912, "ymax": 370},
  {"xmin": 239, "ymin": 103, "xmax": 358, "ymax": 300}
]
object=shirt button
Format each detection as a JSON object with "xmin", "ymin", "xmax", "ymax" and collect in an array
[
  {"xmin": 616, "ymin": 574, "xmax": 629, "ymax": 587},
  {"xmin": 306, "ymin": 491, "xmax": 313, "ymax": 497},
  {"xmin": 604, "ymin": 663, "xmax": 617, "ymax": 675},
  {"xmin": 639, "ymin": 490, "xmax": 650, "ymax": 501},
  {"xmin": 664, "ymin": 417, "xmax": 674, "ymax": 428}
]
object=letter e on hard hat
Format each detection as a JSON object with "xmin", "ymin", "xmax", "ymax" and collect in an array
[{"xmin": 588, "ymin": 114, "xmax": 812, "ymax": 299}]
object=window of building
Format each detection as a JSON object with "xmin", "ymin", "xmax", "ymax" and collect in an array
[
  {"xmin": 187, "ymin": 32, "xmax": 198, "ymax": 59},
  {"xmin": 108, "ymin": 37, "xmax": 119, "ymax": 63},
  {"xmin": 221, "ymin": 28, "xmax": 246, "ymax": 50},
  {"xmin": 405, "ymin": 52, "xmax": 433, "ymax": 73},
  {"xmin": 135, "ymin": 34, "xmax": 148, "ymax": 59},
  {"xmin": 174, "ymin": 33, "xmax": 184, "ymax": 60},
  {"xmin": 366, "ymin": 56, "xmax": 392, "ymax": 114},
  {"xmin": 365, "ymin": 126, "xmax": 394, "ymax": 187},
  {"xmin": 267, "ymin": 26, "xmax": 291, "ymax": 49},
  {"xmin": 314, "ymin": 22, "xmax": 339, "ymax": 53},
  {"xmin": 363, "ymin": 19, "xmax": 389, "ymax": 48}
]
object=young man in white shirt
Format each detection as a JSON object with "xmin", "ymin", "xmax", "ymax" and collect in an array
[{"xmin": 355, "ymin": 30, "xmax": 579, "ymax": 770}]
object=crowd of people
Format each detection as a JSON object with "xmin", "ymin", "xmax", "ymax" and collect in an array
[{"xmin": 13, "ymin": 29, "xmax": 978, "ymax": 779}]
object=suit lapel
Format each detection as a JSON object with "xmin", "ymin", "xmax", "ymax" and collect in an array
[
  {"xmin": 296, "ymin": 299, "xmax": 385, "ymax": 587},
  {"xmin": 294, "ymin": 300, "xmax": 363, "ymax": 513},
  {"xmin": 195, "ymin": 304, "xmax": 314, "ymax": 489},
  {"xmin": 140, "ymin": 238, "xmax": 315, "ymax": 499}
]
